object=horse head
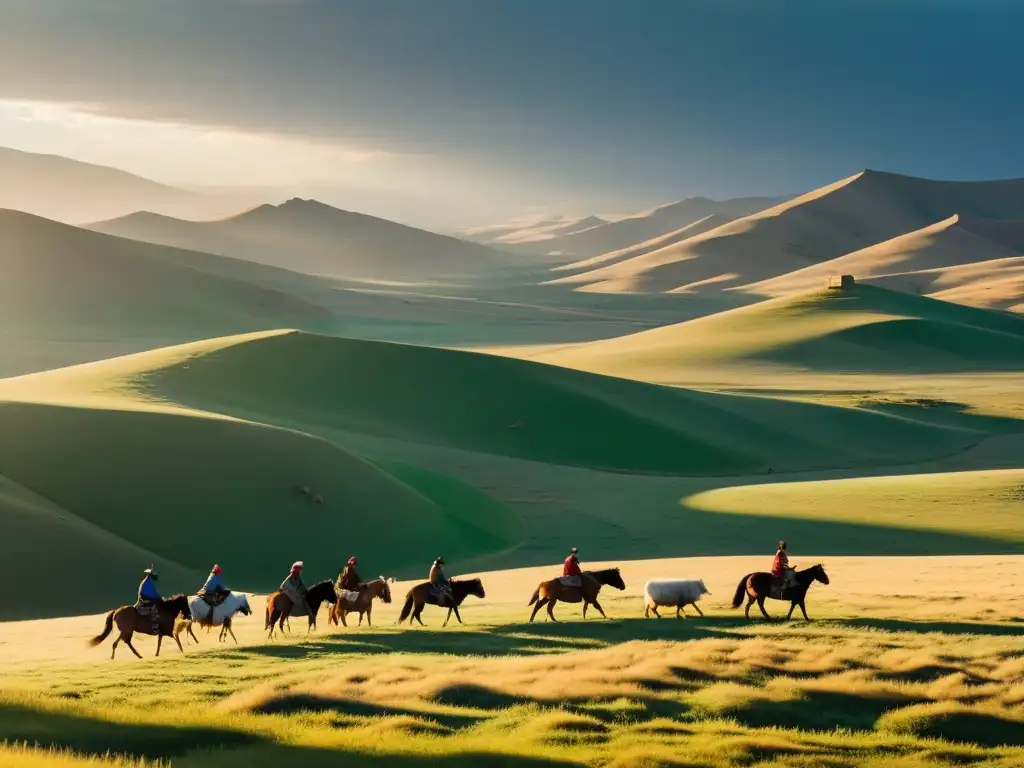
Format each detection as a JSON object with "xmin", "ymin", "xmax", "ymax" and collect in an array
[
  {"xmin": 459, "ymin": 578, "xmax": 486, "ymax": 599},
  {"xmin": 378, "ymin": 576, "xmax": 393, "ymax": 604},
  {"xmin": 600, "ymin": 568, "xmax": 626, "ymax": 590},
  {"xmin": 812, "ymin": 564, "xmax": 830, "ymax": 585}
]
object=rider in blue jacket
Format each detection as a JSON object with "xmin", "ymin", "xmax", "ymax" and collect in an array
[{"xmin": 136, "ymin": 566, "xmax": 161, "ymax": 632}]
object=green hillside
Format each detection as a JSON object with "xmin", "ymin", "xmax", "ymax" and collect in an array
[
  {"xmin": 543, "ymin": 284, "xmax": 1024, "ymax": 380},
  {"xmin": 0, "ymin": 397, "xmax": 521, "ymax": 619},
  {"xmin": 130, "ymin": 330, "xmax": 998, "ymax": 475}
]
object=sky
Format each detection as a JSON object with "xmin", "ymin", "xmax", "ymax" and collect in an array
[{"xmin": 1, "ymin": 0, "xmax": 1023, "ymax": 229}]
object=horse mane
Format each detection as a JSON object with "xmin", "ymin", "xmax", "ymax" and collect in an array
[
  {"xmin": 452, "ymin": 577, "xmax": 481, "ymax": 585},
  {"xmin": 586, "ymin": 568, "xmax": 619, "ymax": 578},
  {"xmin": 164, "ymin": 593, "xmax": 187, "ymax": 601}
]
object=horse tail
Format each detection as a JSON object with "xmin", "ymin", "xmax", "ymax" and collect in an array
[
  {"xmin": 89, "ymin": 610, "xmax": 115, "ymax": 647},
  {"xmin": 528, "ymin": 586, "xmax": 540, "ymax": 605},
  {"xmin": 264, "ymin": 599, "xmax": 272, "ymax": 630},
  {"xmin": 398, "ymin": 593, "xmax": 414, "ymax": 623},
  {"xmin": 731, "ymin": 575, "xmax": 752, "ymax": 609}
]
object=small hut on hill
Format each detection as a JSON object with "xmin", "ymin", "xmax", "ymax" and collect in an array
[{"xmin": 826, "ymin": 274, "xmax": 855, "ymax": 291}]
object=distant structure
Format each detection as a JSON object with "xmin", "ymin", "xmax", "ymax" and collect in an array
[{"xmin": 826, "ymin": 274, "xmax": 855, "ymax": 291}]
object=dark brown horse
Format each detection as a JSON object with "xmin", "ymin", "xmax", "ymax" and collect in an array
[
  {"xmin": 398, "ymin": 578, "xmax": 485, "ymax": 627},
  {"xmin": 89, "ymin": 594, "xmax": 192, "ymax": 660},
  {"xmin": 528, "ymin": 568, "xmax": 626, "ymax": 622},
  {"xmin": 265, "ymin": 580, "xmax": 337, "ymax": 638},
  {"xmin": 731, "ymin": 564, "xmax": 830, "ymax": 621},
  {"xmin": 329, "ymin": 577, "xmax": 392, "ymax": 628}
]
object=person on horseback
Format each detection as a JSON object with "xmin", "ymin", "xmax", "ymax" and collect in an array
[
  {"xmin": 136, "ymin": 566, "xmax": 161, "ymax": 633},
  {"xmin": 560, "ymin": 547, "xmax": 584, "ymax": 587},
  {"xmin": 338, "ymin": 557, "xmax": 363, "ymax": 593},
  {"xmin": 280, "ymin": 561, "xmax": 309, "ymax": 616},
  {"xmin": 197, "ymin": 564, "xmax": 230, "ymax": 621},
  {"xmin": 772, "ymin": 540, "xmax": 796, "ymax": 594},
  {"xmin": 429, "ymin": 556, "xmax": 454, "ymax": 606}
]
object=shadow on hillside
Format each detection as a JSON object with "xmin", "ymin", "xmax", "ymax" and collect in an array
[
  {"xmin": 0, "ymin": 701, "xmax": 580, "ymax": 767},
  {"xmin": 731, "ymin": 690, "xmax": 927, "ymax": 732},
  {"xmin": 829, "ymin": 617, "xmax": 1024, "ymax": 636},
  {"xmin": 221, "ymin": 616, "xmax": 748, "ymax": 662},
  {"xmin": 0, "ymin": 701, "xmax": 260, "ymax": 759}
]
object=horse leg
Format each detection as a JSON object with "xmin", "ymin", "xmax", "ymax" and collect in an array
[
  {"xmin": 452, "ymin": 605, "xmax": 463, "ymax": 624},
  {"xmin": 591, "ymin": 598, "xmax": 608, "ymax": 619},
  {"xmin": 798, "ymin": 599, "xmax": 811, "ymax": 622},
  {"xmin": 691, "ymin": 602, "xmax": 704, "ymax": 617},
  {"xmin": 189, "ymin": 625, "xmax": 199, "ymax": 644},
  {"xmin": 443, "ymin": 607, "xmax": 452, "ymax": 627},
  {"xmin": 111, "ymin": 635, "xmax": 120, "ymax": 660},
  {"xmin": 123, "ymin": 631, "xmax": 142, "ymax": 659},
  {"xmin": 365, "ymin": 607, "xmax": 372, "ymax": 628},
  {"xmin": 757, "ymin": 596, "xmax": 772, "ymax": 621},
  {"xmin": 787, "ymin": 601, "xmax": 797, "ymax": 620},
  {"xmin": 156, "ymin": 634, "xmax": 163, "ymax": 657},
  {"xmin": 582, "ymin": 601, "xmax": 588, "ymax": 619},
  {"xmin": 358, "ymin": 611, "xmax": 364, "ymax": 626},
  {"xmin": 413, "ymin": 603, "xmax": 426, "ymax": 626},
  {"xmin": 340, "ymin": 609, "xmax": 348, "ymax": 628},
  {"xmin": 173, "ymin": 632, "xmax": 185, "ymax": 654},
  {"xmin": 744, "ymin": 596, "xmax": 754, "ymax": 620},
  {"xmin": 529, "ymin": 597, "xmax": 547, "ymax": 622},
  {"xmin": 546, "ymin": 599, "xmax": 559, "ymax": 622}
]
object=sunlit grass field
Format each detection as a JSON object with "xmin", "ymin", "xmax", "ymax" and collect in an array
[{"xmin": 2, "ymin": 556, "xmax": 1023, "ymax": 768}]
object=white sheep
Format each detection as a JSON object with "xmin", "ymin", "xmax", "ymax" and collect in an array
[{"xmin": 643, "ymin": 579, "xmax": 711, "ymax": 618}]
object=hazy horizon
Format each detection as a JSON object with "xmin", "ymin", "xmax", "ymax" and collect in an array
[{"xmin": 2, "ymin": 1, "xmax": 1024, "ymax": 230}]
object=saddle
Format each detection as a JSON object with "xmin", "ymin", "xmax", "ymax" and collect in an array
[
  {"xmin": 200, "ymin": 590, "xmax": 229, "ymax": 607},
  {"xmin": 339, "ymin": 590, "xmax": 361, "ymax": 608},
  {"xmin": 558, "ymin": 575, "xmax": 582, "ymax": 588},
  {"xmin": 429, "ymin": 584, "xmax": 454, "ymax": 607}
]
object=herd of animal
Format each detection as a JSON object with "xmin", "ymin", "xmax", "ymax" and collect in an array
[{"xmin": 88, "ymin": 564, "xmax": 830, "ymax": 660}]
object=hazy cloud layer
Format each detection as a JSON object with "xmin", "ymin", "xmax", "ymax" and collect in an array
[{"xmin": 2, "ymin": 0, "xmax": 1023, "ymax": 212}]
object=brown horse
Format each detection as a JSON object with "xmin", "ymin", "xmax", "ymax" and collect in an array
[
  {"xmin": 398, "ymin": 578, "xmax": 485, "ymax": 627},
  {"xmin": 265, "ymin": 579, "xmax": 336, "ymax": 638},
  {"xmin": 329, "ymin": 576, "xmax": 393, "ymax": 628},
  {"xmin": 528, "ymin": 568, "xmax": 626, "ymax": 622},
  {"xmin": 731, "ymin": 564, "xmax": 830, "ymax": 621},
  {"xmin": 89, "ymin": 594, "xmax": 192, "ymax": 660}
]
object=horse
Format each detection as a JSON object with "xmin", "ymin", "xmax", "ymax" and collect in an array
[
  {"xmin": 329, "ymin": 577, "xmax": 392, "ymax": 628},
  {"xmin": 88, "ymin": 594, "xmax": 192, "ymax": 660},
  {"xmin": 265, "ymin": 579, "xmax": 336, "ymax": 638},
  {"xmin": 398, "ymin": 578, "xmax": 486, "ymax": 627},
  {"xmin": 176, "ymin": 593, "xmax": 252, "ymax": 645},
  {"xmin": 528, "ymin": 568, "xmax": 626, "ymax": 622},
  {"xmin": 731, "ymin": 564, "xmax": 830, "ymax": 622}
]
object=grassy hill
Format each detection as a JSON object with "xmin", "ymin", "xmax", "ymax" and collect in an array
[
  {"xmin": 556, "ymin": 171, "xmax": 1024, "ymax": 293},
  {"xmin": 543, "ymin": 284, "xmax": 1024, "ymax": 379},
  {"xmin": 747, "ymin": 215, "xmax": 1024, "ymax": 310},
  {"xmin": 89, "ymin": 198, "xmax": 512, "ymax": 283},
  {"xmin": 0, "ymin": 209, "xmax": 332, "ymax": 340}
]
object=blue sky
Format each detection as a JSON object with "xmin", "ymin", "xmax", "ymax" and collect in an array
[{"xmin": 1, "ymin": 0, "xmax": 1022, "ymax": 225}]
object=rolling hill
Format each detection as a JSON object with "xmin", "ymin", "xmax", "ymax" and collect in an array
[
  {"xmin": 499, "ymin": 196, "xmax": 785, "ymax": 261},
  {"xmin": 463, "ymin": 214, "xmax": 609, "ymax": 245},
  {"xmin": 0, "ymin": 146, "xmax": 252, "ymax": 224},
  {"xmin": 554, "ymin": 171, "xmax": 1024, "ymax": 293},
  {"xmin": 89, "ymin": 198, "xmax": 513, "ymax": 282},
  {"xmin": 541, "ymin": 284, "xmax": 1024, "ymax": 380},
  {"xmin": 746, "ymin": 215, "xmax": 1024, "ymax": 310},
  {"xmin": 0, "ymin": 209, "xmax": 332, "ymax": 339}
]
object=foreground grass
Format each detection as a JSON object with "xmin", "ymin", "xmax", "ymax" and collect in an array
[{"xmin": 3, "ymin": 600, "xmax": 1023, "ymax": 768}]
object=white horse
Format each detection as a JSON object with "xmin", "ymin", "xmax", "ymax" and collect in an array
[{"xmin": 179, "ymin": 593, "xmax": 252, "ymax": 644}]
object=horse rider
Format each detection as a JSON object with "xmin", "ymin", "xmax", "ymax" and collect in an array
[
  {"xmin": 772, "ymin": 540, "xmax": 796, "ymax": 593},
  {"xmin": 429, "ymin": 556, "xmax": 454, "ymax": 606},
  {"xmin": 197, "ymin": 564, "xmax": 230, "ymax": 621},
  {"xmin": 561, "ymin": 547, "xmax": 592, "ymax": 588},
  {"xmin": 136, "ymin": 565, "xmax": 162, "ymax": 633},
  {"xmin": 338, "ymin": 557, "xmax": 363, "ymax": 593},
  {"xmin": 280, "ymin": 561, "xmax": 309, "ymax": 616}
]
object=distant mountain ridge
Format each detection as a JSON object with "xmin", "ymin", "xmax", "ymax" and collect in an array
[
  {"xmin": 0, "ymin": 146, "xmax": 255, "ymax": 223},
  {"xmin": 89, "ymin": 197, "xmax": 512, "ymax": 282},
  {"xmin": 552, "ymin": 171, "xmax": 1024, "ymax": 298}
]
